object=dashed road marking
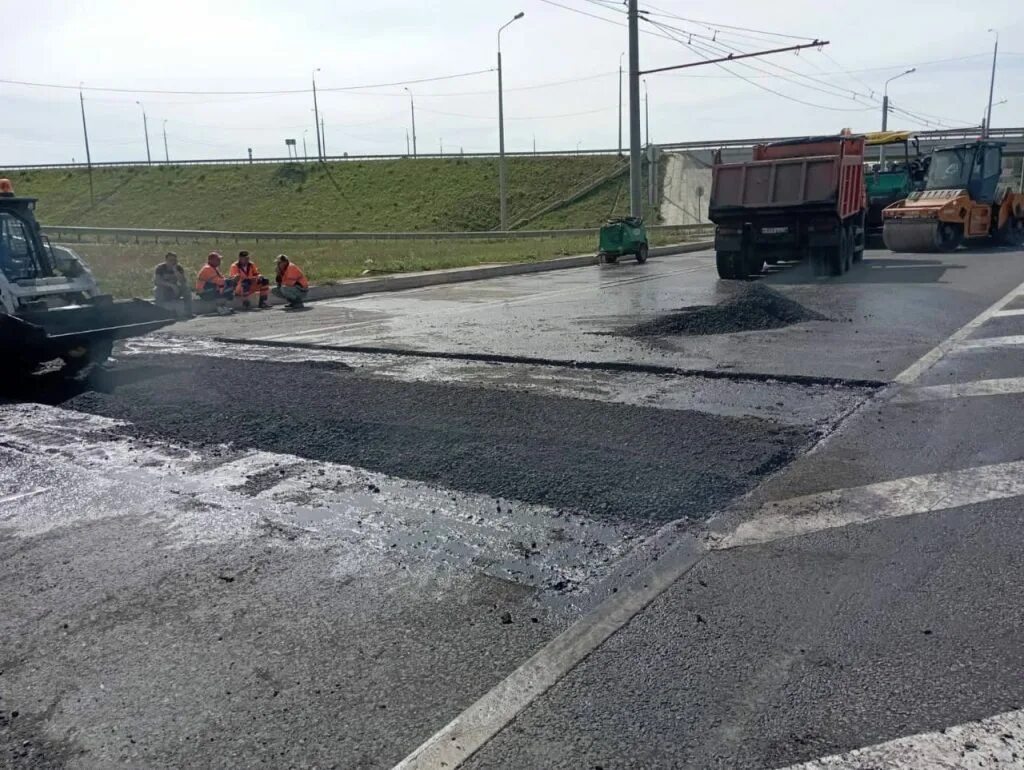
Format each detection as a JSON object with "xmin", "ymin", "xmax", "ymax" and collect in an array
[
  {"xmin": 894, "ymin": 376, "xmax": 1024, "ymax": 403},
  {"xmin": 959, "ymin": 334, "xmax": 1024, "ymax": 349},
  {"xmin": 993, "ymin": 307, "xmax": 1024, "ymax": 317},
  {"xmin": 894, "ymin": 278, "xmax": 1024, "ymax": 384},
  {"xmin": 779, "ymin": 707, "xmax": 1024, "ymax": 769}
]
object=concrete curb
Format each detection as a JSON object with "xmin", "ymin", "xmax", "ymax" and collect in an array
[{"xmin": 191, "ymin": 240, "xmax": 712, "ymax": 314}]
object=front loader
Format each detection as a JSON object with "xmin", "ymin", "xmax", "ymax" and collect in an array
[
  {"xmin": 0, "ymin": 180, "xmax": 176, "ymax": 374},
  {"xmin": 882, "ymin": 140, "xmax": 1024, "ymax": 252}
]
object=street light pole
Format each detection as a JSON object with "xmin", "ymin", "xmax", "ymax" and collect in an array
[
  {"xmin": 136, "ymin": 101, "xmax": 151, "ymax": 164},
  {"xmin": 627, "ymin": 0, "xmax": 642, "ymax": 217},
  {"xmin": 162, "ymin": 119, "xmax": 169, "ymax": 163},
  {"xmin": 312, "ymin": 68, "xmax": 322, "ymax": 160},
  {"xmin": 497, "ymin": 11, "xmax": 524, "ymax": 231},
  {"xmin": 303, "ymin": 129, "xmax": 309, "ymax": 160},
  {"xmin": 79, "ymin": 89, "xmax": 95, "ymax": 206},
  {"xmin": 643, "ymin": 78, "xmax": 649, "ymax": 148},
  {"xmin": 985, "ymin": 29, "xmax": 999, "ymax": 139},
  {"xmin": 618, "ymin": 51, "xmax": 624, "ymax": 156},
  {"xmin": 404, "ymin": 87, "xmax": 417, "ymax": 158},
  {"xmin": 880, "ymin": 68, "xmax": 915, "ymax": 167}
]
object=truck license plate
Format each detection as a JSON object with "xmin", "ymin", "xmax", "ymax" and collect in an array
[{"xmin": 761, "ymin": 226, "xmax": 788, "ymax": 234}]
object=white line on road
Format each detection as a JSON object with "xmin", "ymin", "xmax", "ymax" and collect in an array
[
  {"xmin": 716, "ymin": 459, "xmax": 1024, "ymax": 550},
  {"xmin": 993, "ymin": 307, "xmax": 1024, "ymax": 317},
  {"xmin": 894, "ymin": 376, "xmax": 1024, "ymax": 403},
  {"xmin": 894, "ymin": 277, "xmax": 1024, "ymax": 384},
  {"xmin": 778, "ymin": 707, "xmax": 1024, "ymax": 769},
  {"xmin": 958, "ymin": 334, "xmax": 1024, "ymax": 349}
]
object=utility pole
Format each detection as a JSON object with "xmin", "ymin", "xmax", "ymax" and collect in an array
[
  {"xmin": 533, "ymin": 135, "xmax": 536, "ymax": 154},
  {"xmin": 440, "ymin": 137, "xmax": 443, "ymax": 155},
  {"xmin": 312, "ymin": 68, "xmax": 322, "ymax": 160},
  {"xmin": 79, "ymin": 90, "xmax": 95, "ymax": 206},
  {"xmin": 643, "ymin": 78, "xmax": 649, "ymax": 148},
  {"xmin": 627, "ymin": 0, "xmax": 642, "ymax": 217},
  {"xmin": 136, "ymin": 101, "xmax": 151, "ymax": 164},
  {"xmin": 618, "ymin": 52, "xmax": 624, "ymax": 156},
  {"xmin": 162, "ymin": 119, "xmax": 169, "ymax": 163},
  {"xmin": 321, "ymin": 115, "xmax": 326, "ymax": 157},
  {"xmin": 985, "ymin": 29, "xmax": 999, "ymax": 139},
  {"xmin": 497, "ymin": 11, "xmax": 525, "ymax": 230},
  {"xmin": 303, "ymin": 129, "xmax": 308, "ymax": 160},
  {"xmin": 406, "ymin": 130, "xmax": 410, "ymax": 156},
  {"xmin": 880, "ymin": 68, "xmax": 915, "ymax": 167},
  {"xmin": 404, "ymin": 87, "xmax": 417, "ymax": 157}
]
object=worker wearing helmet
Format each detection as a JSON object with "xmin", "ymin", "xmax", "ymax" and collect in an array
[
  {"xmin": 229, "ymin": 250, "xmax": 270, "ymax": 310},
  {"xmin": 195, "ymin": 251, "xmax": 236, "ymax": 316},
  {"xmin": 273, "ymin": 254, "xmax": 309, "ymax": 308}
]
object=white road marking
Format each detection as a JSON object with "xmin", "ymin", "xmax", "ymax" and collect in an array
[
  {"xmin": 894, "ymin": 376, "xmax": 1024, "ymax": 403},
  {"xmin": 779, "ymin": 707, "xmax": 1024, "ymax": 769},
  {"xmin": 894, "ymin": 277, "xmax": 1024, "ymax": 384},
  {"xmin": 0, "ymin": 488, "xmax": 48, "ymax": 509},
  {"xmin": 256, "ymin": 262, "xmax": 707, "ymax": 342},
  {"xmin": 993, "ymin": 307, "xmax": 1024, "ymax": 317},
  {"xmin": 716, "ymin": 459, "xmax": 1024, "ymax": 550},
  {"xmin": 959, "ymin": 334, "xmax": 1024, "ymax": 349}
]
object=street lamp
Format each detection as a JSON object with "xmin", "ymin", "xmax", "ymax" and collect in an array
[
  {"xmin": 985, "ymin": 29, "xmax": 999, "ymax": 138},
  {"xmin": 312, "ymin": 68, "xmax": 322, "ymax": 160},
  {"xmin": 135, "ymin": 100, "xmax": 151, "ymax": 164},
  {"xmin": 404, "ymin": 86, "xmax": 417, "ymax": 158},
  {"xmin": 497, "ymin": 10, "xmax": 525, "ymax": 231},
  {"xmin": 162, "ymin": 119, "xmax": 169, "ymax": 163},
  {"xmin": 880, "ymin": 68, "xmax": 915, "ymax": 166}
]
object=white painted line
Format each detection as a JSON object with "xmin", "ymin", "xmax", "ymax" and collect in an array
[
  {"xmin": 717, "ymin": 459, "xmax": 1024, "ymax": 550},
  {"xmin": 779, "ymin": 707, "xmax": 1024, "ymax": 769},
  {"xmin": 894, "ymin": 376, "xmax": 1024, "ymax": 403},
  {"xmin": 959, "ymin": 334, "xmax": 1024, "ymax": 349},
  {"xmin": 0, "ymin": 488, "xmax": 48, "ymax": 507},
  {"xmin": 392, "ymin": 537, "xmax": 708, "ymax": 770},
  {"xmin": 894, "ymin": 277, "xmax": 1024, "ymax": 384},
  {"xmin": 993, "ymin": 307, "xmax": 1024, "ymax": 317}
]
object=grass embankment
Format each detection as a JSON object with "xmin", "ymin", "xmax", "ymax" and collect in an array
[
  {"xmin": 73, "ymin": 226, "xmax": 701, "ymax": 298},
  {"xmin": 4, "ymin": 156, "xmax": 660, "ymax": 232}
]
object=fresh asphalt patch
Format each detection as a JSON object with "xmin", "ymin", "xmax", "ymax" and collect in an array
[
  {"xmin": 56, "ymin": 353, "xmax": 813, "ymax": 527},
  {"xmin": 620, "ymin": 283, "xmax": 828, "ymax": 338}
]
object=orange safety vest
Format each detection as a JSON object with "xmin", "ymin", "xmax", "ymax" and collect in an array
[
  {"xmin": 230, "ymin": 260, "xmax": 264, "ymax": 295},
  {"xmin": 277, "ymin": 262, "xmax": 308, "ymax": 289},
  {"xmin": 195, "ymin": 264, "xmax": 225, "ymax": 292}
]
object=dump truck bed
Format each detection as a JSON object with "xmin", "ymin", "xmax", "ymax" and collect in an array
[{"xmin": 709, "ymin": 135, "xmax": 865, "ymax": 221}]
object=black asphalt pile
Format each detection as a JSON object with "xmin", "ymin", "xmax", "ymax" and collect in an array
[
  {"xmin": 623, "ymin": 284, "xmax": 827, "ymax": 337},
  {"xmin": 63, "ymin": 354, "xmax": 808, "ymax": 524}
]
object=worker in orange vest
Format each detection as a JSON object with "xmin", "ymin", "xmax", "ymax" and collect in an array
[
  {"xmin": 273, "ymin": 254, "xmax": 310, "ymax": 308},
  {"xmin": 229, "ymin": 250, "xmax": 270, "ymax": 310},
  {"xmin": 195, "ymin": 251, "xmax": 236, "ymax": 316}
]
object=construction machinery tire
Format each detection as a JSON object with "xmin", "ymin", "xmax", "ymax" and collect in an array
[
  {"xmin": 883, "ymin": 220, "xmax": 963, "ymax": 253},
  {"xmin": 996, "ymin": 218, "xmax": 1024, "ymax": 247},
  {"xmin": 603, "ymin": 253, "xmax": 619, "ymax": 264},
  {"xmin": 636, "ymin": 243, "xmax": 649, "ymax": 264}
]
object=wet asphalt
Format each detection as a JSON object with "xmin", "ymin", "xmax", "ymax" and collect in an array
[{"xmin": 2, "ymin": 246, "xmax": 1024, "ymax": 768}]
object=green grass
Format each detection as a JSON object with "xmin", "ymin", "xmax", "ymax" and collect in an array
[
  {"xmin": 72, "ymin": 226, "xmax": 701, "ymax": 298},
  {"xmin": 3, "ymin": 156, "xmax": 656, "ymax": 233}
]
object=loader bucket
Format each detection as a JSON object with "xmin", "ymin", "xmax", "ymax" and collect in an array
[{"xmin": 1, "ymin": 299, "xmax": 176, "ymax": 365}]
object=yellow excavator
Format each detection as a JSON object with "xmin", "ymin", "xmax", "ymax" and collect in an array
[{"xmin": 882, "ymin": 139, "xmax": 1024, "ymax": 252}]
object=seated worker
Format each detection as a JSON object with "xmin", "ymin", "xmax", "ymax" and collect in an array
[
  {"xmin": 229, "ymin": 250, "xmax": 270, "ymax": 310},
  {"xmin": 273, "ymin": 254, "xmax": 309, "ymax": 308},
  {"xmin": 153, "ymin": 251, "xmax": 193, "ymax": 318},
  {"xmin": 195, "ymin": 251, "xmax": 236, "ymax": 316}
]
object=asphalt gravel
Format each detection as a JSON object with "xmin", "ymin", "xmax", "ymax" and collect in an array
[
  {"xmin": 60, "ymin": 353, "xmax": 809, "ymax": 525},
  {"xmin": 622, "ymin": 283, "xmax": 828, "ymax": 337}
]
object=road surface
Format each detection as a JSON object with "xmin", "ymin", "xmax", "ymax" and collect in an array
[{"xmin": 2, "ymin": 246, "xmax": 1023, "ymax": 769}]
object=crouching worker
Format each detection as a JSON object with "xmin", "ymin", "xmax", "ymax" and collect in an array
[
  {"xmin": 153, "ymin": 251, "xmax": 193, "ymax": 318},
  {"xmin": 195, "ymin": 251, "xmax": 236, "ymax": 316},
  {"xmin": 230, "ymin": 250, "xmax": 270, "ymax": 310},
  {"xmin": 273, "ymin": 254, "xmax": 309, "ymax": 308}
]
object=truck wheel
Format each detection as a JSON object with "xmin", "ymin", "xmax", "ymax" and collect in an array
[
  {"xmin": 732, "ymin": 250, "xmax": 750, "ymax": 280},
  {"xmin": 636, "ymin": 243, "xmax": 649, "ymax": 264},
  {"xmin": 716, "ymin": 251, "xmax": 736, "ymax": 279},
  {"xmin": 828, "ymin": 232, "xmax": 846, "ymax": 276},
  {"xmin": 746, "ymin": 247, "xmax": 764, "ymax": 276}
]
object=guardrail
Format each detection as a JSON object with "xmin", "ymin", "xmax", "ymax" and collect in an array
[
  {"xmin": 6, "ymin": 127, "xmax": 1019, "ymax": 172},
  {"xmin": 44, "ymin": 222, "xmax": 713, "ymax": 245}
]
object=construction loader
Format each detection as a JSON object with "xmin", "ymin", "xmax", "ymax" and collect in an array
[
  {"xmin": 882, "ymin": 140, "xmax": 1024, "ymax": 252},
  {"xmin": 0, "ymin": 179, "xmax": 176, "ymax": 374}
]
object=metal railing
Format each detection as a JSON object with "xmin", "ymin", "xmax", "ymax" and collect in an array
[
  {"xmin": 5, "ymin": 127, "xmax": 1020, "ymax": 172},
  {"xmin": 43, "ymin": 222, "xmax": 713, "ymax": 245}
]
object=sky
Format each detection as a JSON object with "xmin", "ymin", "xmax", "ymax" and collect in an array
[{"xmin": 3, "ymin": 0, "xmax": 1023, "ymax": 165}]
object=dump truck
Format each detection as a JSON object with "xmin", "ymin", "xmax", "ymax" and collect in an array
[
  {"xmin": 0, "ymin": 180, "xmax": 176, "ymax": 374},
  {"xmin": 882, "ymin": 140, "xmax": 1024, "ymax": 252},
  {"xmin": 864, "ymin": 131, "xmax": 928, "ymax": 245},
  {"xmin": 709, "ymin": 133, "xmax": 867, "ymax": 279}
]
